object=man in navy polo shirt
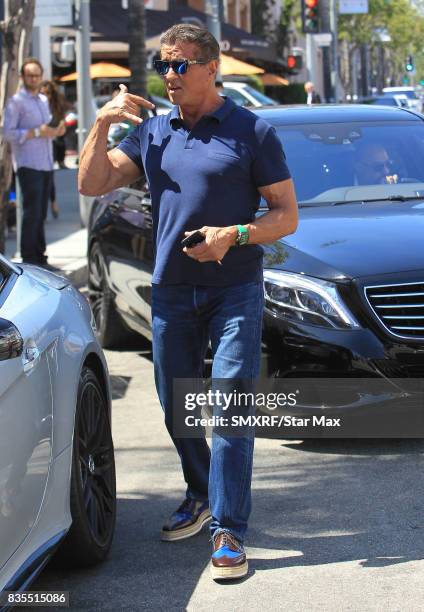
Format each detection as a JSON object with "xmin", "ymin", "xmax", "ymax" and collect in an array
[{"xmin": 79, "ymin": 24, "xmax": 298, "ymax": 581}]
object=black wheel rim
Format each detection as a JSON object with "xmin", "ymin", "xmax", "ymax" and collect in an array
[
  {"xmin": 88, "ymin": 246, "xmax": 105, "ymax": 335},
  {"xmin": 77, "ymin": 381, "xmax": 115, "ymax": 546}
]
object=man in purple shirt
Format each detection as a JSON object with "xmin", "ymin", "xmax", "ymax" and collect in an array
[{"xmin": 4, "ymin": 57, "xmax": 65, "ymax": 265}]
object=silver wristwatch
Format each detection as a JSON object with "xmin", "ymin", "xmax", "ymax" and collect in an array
[{"xmin": 34, "ymin": 127, "xmax": 40, "ymax": 138}]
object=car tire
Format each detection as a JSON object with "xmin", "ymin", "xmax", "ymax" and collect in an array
[
  {"xmin": 88, "ymin": 242, "xmax": 133, "ymax": 349},
  {"xmin": 55, "ymin": 366, "xmax": 116, "ymax": 568}
]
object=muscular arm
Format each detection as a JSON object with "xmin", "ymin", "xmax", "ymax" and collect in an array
[
  {"xmin": 247, "ymin": 177, "xmax": 298, "ymax": 243},
  {"xmin": 78, "ymin": 118, "xmax": 141, "ymax": 196},
  {"xmin": 184, "ymin": 178, "xmax": 298, "ymax": 263},
  {"xmin": 78, "ymin": 84, "xmax": 154, "ymax": 196}
]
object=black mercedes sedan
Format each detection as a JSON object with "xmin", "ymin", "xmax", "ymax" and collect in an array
[{"xmin": 87, "ymin": 104, "xmax": 424, "ymax": 432}]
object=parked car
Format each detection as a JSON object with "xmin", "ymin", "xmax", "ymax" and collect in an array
[
  {"xmin": 0, "ymin": 257, "xmax": 116, "ymax": 594},
  {"xmin": 382, "ymin": 86, "xmax": 422, "ymax": 112},
  {"xmin": 87, "ymin": 104, "xmax": 424, "ymax": 426},
  {"xmin": 221, "ymin": 81, "xmax": 278, "ymax": 107},
  {"xmin": 361, "ymin": 95, "xmax": 409, "ymax": 108}
]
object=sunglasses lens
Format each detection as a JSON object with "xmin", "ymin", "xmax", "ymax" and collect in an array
[
  {"xmin": 154, "ymin": 61, "xmax": 169, "ymax": 75},
  {"xmin": 174, "ymin": 61, "xmax": 187, "ymax": 75}
]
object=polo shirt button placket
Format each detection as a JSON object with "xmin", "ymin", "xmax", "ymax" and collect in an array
[{"xmin": 184, "ymin": 133, "xmax": 194, "ymax": 150}]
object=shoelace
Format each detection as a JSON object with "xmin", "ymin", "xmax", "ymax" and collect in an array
[{"xmin": 213, "ymin": 531, "xmax": 242, "ymax": 551}]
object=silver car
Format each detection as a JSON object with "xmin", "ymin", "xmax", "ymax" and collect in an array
[{"xmin": 0, "ymin": 256, "xmax": 116, "ymax": 595}]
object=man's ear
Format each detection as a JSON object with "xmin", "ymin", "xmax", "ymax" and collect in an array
[{"xmin": 208, "ymin": 59, "xmax": 219, "ymax": 78}]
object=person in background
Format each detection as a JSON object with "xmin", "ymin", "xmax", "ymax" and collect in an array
[
  {"xmin": 4, "ymin": 58, "xmax": 65, "ymax": 265},
  {"xmin": 354, "ymin": 143, "xmax": 398, "ymax": 185},
  {"xmin": 304, "ymin": 81, "xmax": 321, "ymax": 105},
  {"xmin": 40, "ymin": 80, "xmax": 67, "ymax": 218}
]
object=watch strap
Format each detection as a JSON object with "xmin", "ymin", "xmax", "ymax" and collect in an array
[{"xmin": 235, "ymin": 224, "xmax": 249, "ymax": 246}]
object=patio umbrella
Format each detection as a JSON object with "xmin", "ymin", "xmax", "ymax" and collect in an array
[
  {"xmin": 60, "ymin": 56, "xmax": 264, "ymax": 81},
  {"xmin": 219, "ymin": 54, "xmax": 265, "ymax": 76},
  {"xmin": 260, "ymin": 73, "xmax": 289, "ymax": 86},
  {"xmin": 60, "ymin": 62, "xmax": 131, "ymax": 82}
]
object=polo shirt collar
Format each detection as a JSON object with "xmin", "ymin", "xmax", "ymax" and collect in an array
[
  {"xmin": 169, "ymin": 96, "xmax": 236, "ymax": 128},
  {"xmin": 205, "ymin": 96, "xmax": 236, "ymax": 123}
]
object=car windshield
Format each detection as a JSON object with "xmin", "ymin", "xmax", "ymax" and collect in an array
[{"xmin": 274, "ymin": 121, "xmax": 424, "ymax": 205}]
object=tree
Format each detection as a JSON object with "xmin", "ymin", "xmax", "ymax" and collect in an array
[
  {"xmin": 127, "ymin": 0, "xmax": 147, "ymax": 105},
  {"xmin": 251, "ymin": 0, "xmax": 297, "ymax": 61},
  {"xmin": 338, "ymin": 0, "xmax": 424, "ymax": 89},
  {"xmin": 0, "ymin": 0, "xmax": 35, "ymax": 254}
]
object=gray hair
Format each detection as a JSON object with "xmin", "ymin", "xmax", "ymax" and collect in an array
[{"xmin": 160, "ymin": 24, "xmax": 220, "ymax": 61}]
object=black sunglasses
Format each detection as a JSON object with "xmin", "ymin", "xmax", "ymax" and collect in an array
[{"xmin": 153, "ymin": 58, "xmax": 214, "ymax": 76}]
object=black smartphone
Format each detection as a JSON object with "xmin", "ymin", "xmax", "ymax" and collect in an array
[{"xmin": 181, "ymin": 230, "xmax": 205, "ymax": 249}]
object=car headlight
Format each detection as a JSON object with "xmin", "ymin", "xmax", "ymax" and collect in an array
[{"xmin": 263, "ymin": 270, "xmax": 360, "ymax": 329}]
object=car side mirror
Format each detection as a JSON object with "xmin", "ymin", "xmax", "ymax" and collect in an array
[{"xmin": 0, "ymin": 318, "xmax": 23, "ymax": 361}]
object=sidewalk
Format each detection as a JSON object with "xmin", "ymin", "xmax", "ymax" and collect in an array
[{"xmin": 5, "ymin": 160, "xmax": 88, "ymax": 286}]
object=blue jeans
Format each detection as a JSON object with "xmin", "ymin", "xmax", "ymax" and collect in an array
[
  {"xmin": 152, "ymin": 281, "xmax": 264, "ymax": 542},
  {"xmin": 17, "ymin": 167, "xmax": 51, "ymax": 263}
]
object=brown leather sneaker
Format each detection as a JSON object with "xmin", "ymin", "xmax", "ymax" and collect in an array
[
  {"xmin": 161, "ymin": 498, "xmax": 211, "ymax": 542},
  {"xmin": 210, "ymin": 531, "xmax": 248, "ymax": 580}
]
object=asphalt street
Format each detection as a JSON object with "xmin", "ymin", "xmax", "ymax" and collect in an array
[{"xmin": 27, "ymin": 339, "xmax": 424, "ymax": 612}]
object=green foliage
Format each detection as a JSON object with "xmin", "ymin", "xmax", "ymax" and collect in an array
[
  {"xmin": 247, "ymin": 74, "xmax": 265, "ymax": 93},
  {"xmin": 147, "ymin": 73, "xmax": 166, "ymax": 97},
  {"xmin": 338, "ymin": 0, "xmax": 424, "ymax": 79},
  {"xmin": 266, "ymin": 83, "xmax": 305, "ymax": 104}
]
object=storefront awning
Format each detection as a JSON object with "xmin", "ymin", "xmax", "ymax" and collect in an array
[{"xmin": 88, "ymin": 0, "xmax": 276, "ymax": 62}]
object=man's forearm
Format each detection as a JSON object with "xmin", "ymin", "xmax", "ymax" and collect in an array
[
  {"xmin": 245, "ymin": 207, "xmax": 298, "ymax": 245},
  {"xmin": 78, "ymin": 117, "xmax": 112, "ymax": 195}
]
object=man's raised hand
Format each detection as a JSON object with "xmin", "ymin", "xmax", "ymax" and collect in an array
[{"xmin": 98, "ymin": 83, "xmax": 155, "ymax": 125}]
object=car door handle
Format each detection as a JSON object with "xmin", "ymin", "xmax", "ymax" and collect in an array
[{"xmin": 22, "ymin": 341, "xmax": 40, "ymax": 374}]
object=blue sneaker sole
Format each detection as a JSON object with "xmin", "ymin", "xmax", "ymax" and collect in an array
[{"xmin": 160, "ymin": 510, "xmax": 211, "ymax": 541}]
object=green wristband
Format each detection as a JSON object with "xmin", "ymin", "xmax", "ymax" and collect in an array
[{"xmin": 235, "ymin": 224, "xmax": 249, "ymax": 246}]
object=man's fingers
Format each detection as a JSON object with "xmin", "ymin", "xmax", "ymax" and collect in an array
[
  {"xmin": 125, "ymin": 101, "xmax": 143, "ymax": 116},
  {"xmin": 121, "ymin": 112, "xmax": 143, "ymax": 125},
  {"xmin": 118, "ymin": 83, "xmax": 128, "ymax": 94},
  {"xmin": 126, "ymin": 93, "xmax": 156, "ymax": 109}
]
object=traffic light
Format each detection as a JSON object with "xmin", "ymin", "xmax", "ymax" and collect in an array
[
  {"xmin": 287, "ymin": 53, "xmax": 303, "ymax": 73},
  {"xmin": 405, "ymin": 55, "xmax": 414, "ymax": 72},
  {"xmin": 301, "ymin": 0, "xmax": 320, "ymax": 34}
]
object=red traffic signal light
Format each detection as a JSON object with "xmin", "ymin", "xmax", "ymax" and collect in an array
[
  {"xmin": 287, "ymin": 55, "xmax": 297, "ymax": 70},
  {"xmin": 302, "ymin": 0, "xmax": 320, "ymax": 34},
  {"xmin": 287, "ymin": 54, "xmax": 303, "ymax": 72}
]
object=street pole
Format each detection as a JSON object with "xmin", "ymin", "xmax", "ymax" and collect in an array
[
  {"xmin": 320, "ymin": 0, "xmax": 332, "ymax": 102},
  {"xmin": 205, "ymin": 0, "xmax": 222, "ymax": 80},
  {"xmin": 306, "ymin": 33, "xmax": 315, "ymax": 83},
  {"xmin": 74, "ymin": 0, "xmax": 94, "ymax": 225},
  {"xmin": 330, "ymin": 0, "xmax": 339, "ymax": 102},
  {"xmin": 75, "ymin": 0, "xmax": 93, "ymax": 153}
]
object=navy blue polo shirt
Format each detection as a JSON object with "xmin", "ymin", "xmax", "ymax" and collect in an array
[{"xmin": 117, "ymin": 97, "xmax": 290, "ymax": 286}]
